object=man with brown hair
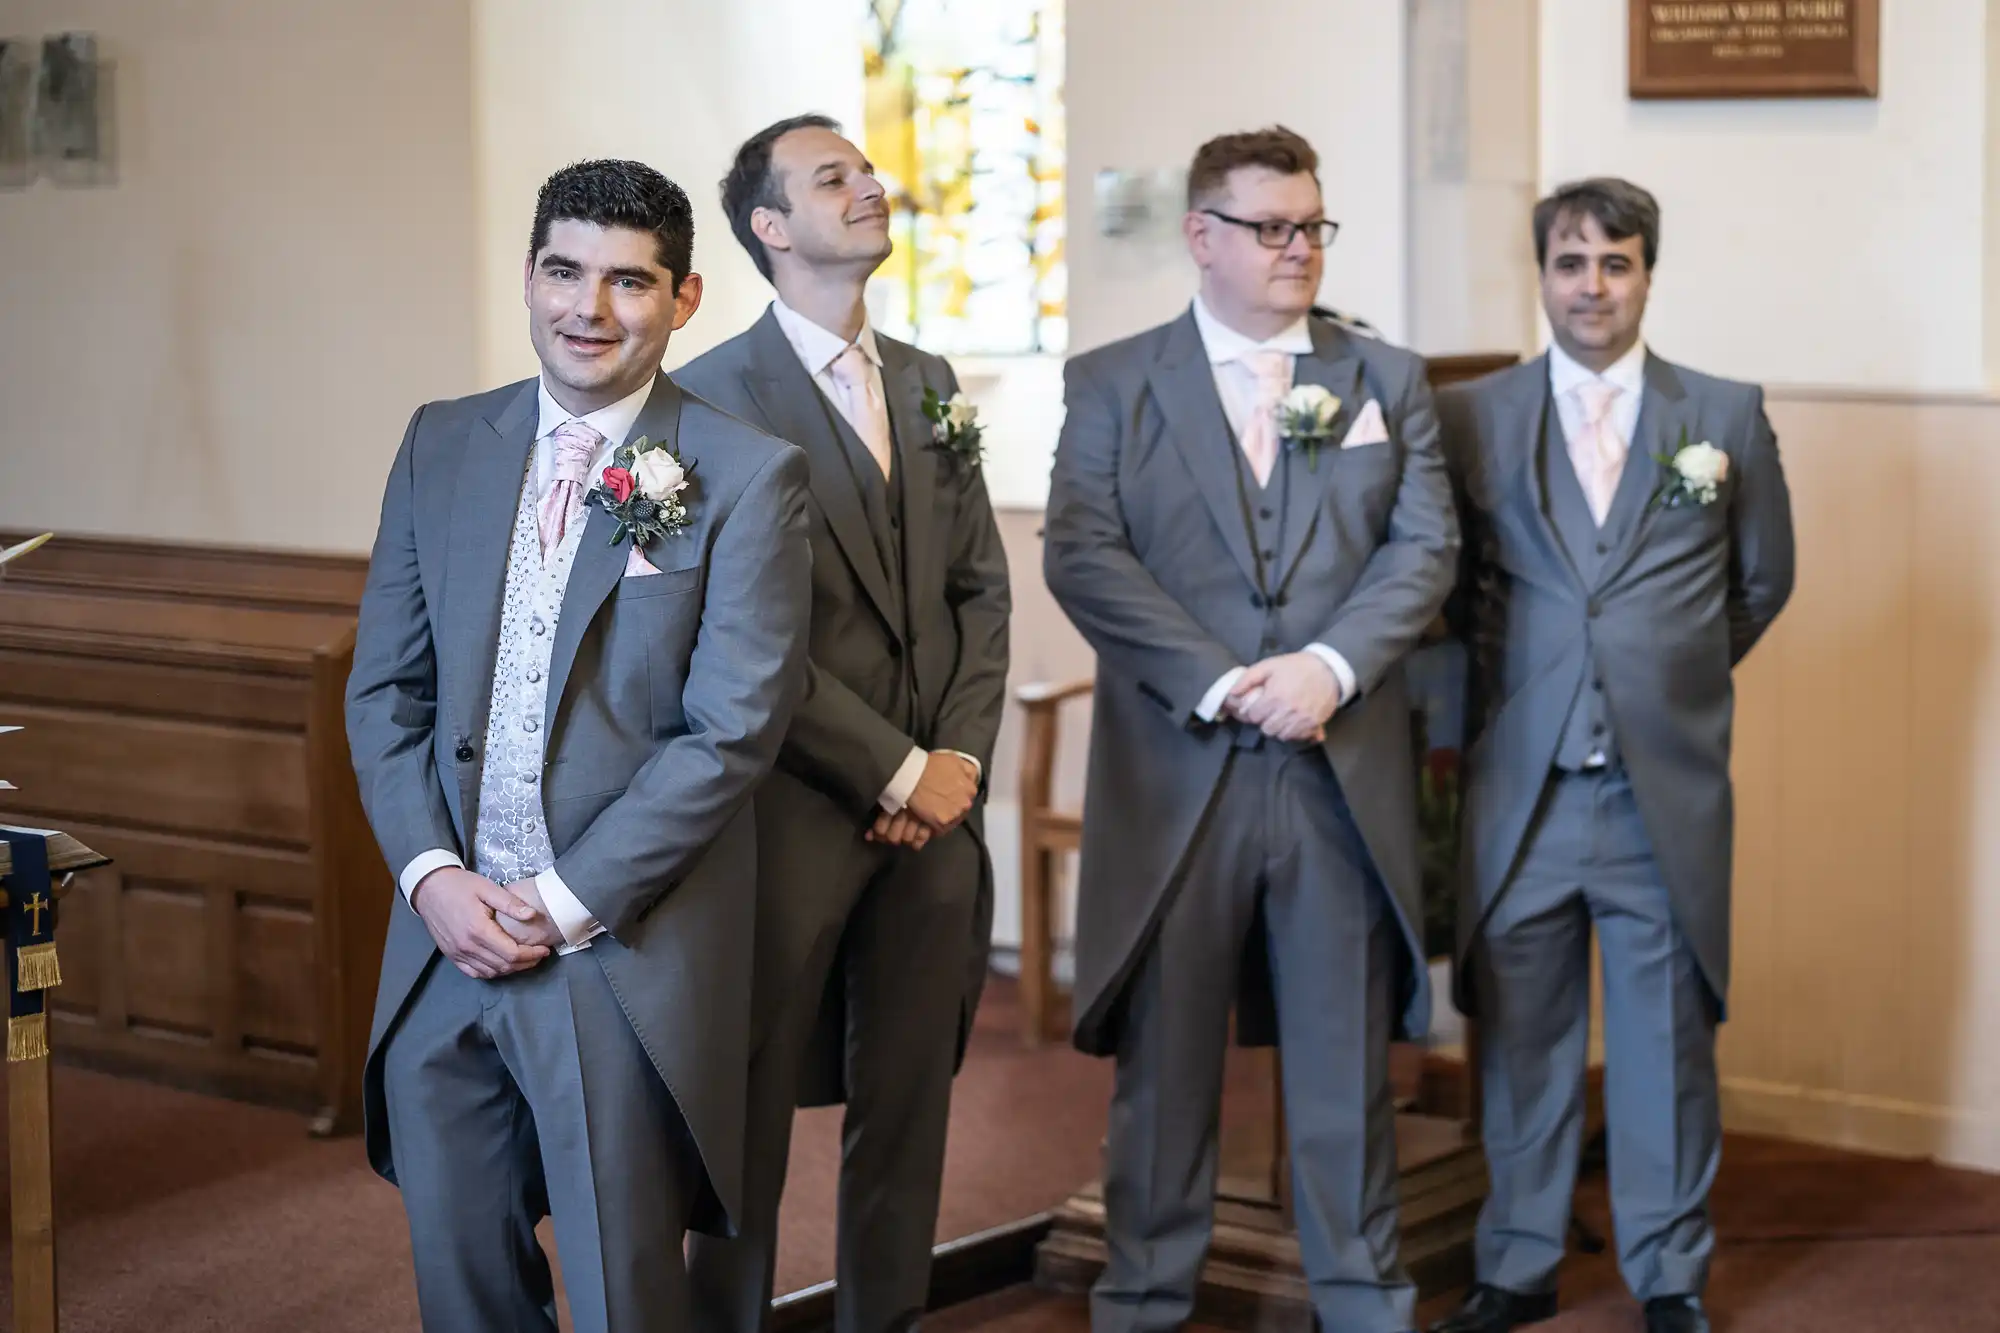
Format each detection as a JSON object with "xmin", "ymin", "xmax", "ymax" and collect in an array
[
  {"xmin": 1430, "ymin": 177, "xmax": 1792, "ymax": 1333},
  {"xmin": 1044, "ymin": 126, "xmax": 1458, "ymax": 1333}
]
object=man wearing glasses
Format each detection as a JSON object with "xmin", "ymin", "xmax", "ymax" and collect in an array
[{"xmin": 1043, "ymin": 126, "xmax": 1457, "ymax": 1333}]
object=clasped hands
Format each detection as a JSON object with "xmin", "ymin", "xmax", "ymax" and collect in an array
[
  {"xmin": 1223, "ymin": 651, "xmax": 1341, "ymax": 745},
  {"xmin": 412, "ymin": 866, "xmax": 562, "ymax": 979},
  {"xmin": 866, "ymin": 750, "xmax": 979, "ymax": 852}
]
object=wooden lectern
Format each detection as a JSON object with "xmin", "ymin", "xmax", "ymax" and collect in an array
[{"xmin": 1026, "ymin": 354, "xmax": 1520, "ymax": 1327}]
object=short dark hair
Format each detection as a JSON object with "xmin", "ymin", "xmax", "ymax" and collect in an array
[
  {"xmin": 1533, "ymin": 177, "xmax": 1661, "ymax": 271},
  {"xmin": 528, "ymin": 159, "xmax": 695, "ymax": 288},
  {"xmin": 1187, "ymin": 125, "xmax": 1319, "ymax": 210},
  {"xmin": 721, "ymin": 113, "xmax": 844, "ymax": 282}
]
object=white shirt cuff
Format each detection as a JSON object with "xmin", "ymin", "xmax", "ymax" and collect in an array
[
  {"xmin": 1304, "ymin": 643, "xmax": 1357, "ymax": 708},
  {"xmin": 536, "ymin": 866, "xmax": 604, "ymax": 953},
  {"xmin": 400, "ymin": 849, "xmax": 464, "ymax": 905},
  {"xmin": 1195, "ymin": 667, "xmax": 1247, "ymax": 723},
  {"xmin": 878, "ymin": 745, "xmax": 930, "ymax": 814}
]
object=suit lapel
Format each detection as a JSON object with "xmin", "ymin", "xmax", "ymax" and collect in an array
[
  {"xmin": 542, "ymin": 372, "xmax": 685, "ymax": 739},
  {"xmin": 1595, "ymin": 353, "xmax": 1687, "ymax": 588},
  {"xmin": 1270, "ymin": 320, "xmax": 1365, "ymax": 595},
  {"xmin": 1512, "ymin": 357, "xmax": 1588, "ymax": 595},
  {"xmin": 741, "ymin": 310, "xmax": 899, "ymax": 627},
  {"xmin": 1145, "ymin": 311, "xmax": 1261, "ymax": 589},
  {"xmin": 444, "ymin": 380, "xmax": 537, "ymax": 829},
  {"xmin": 880, "ymin": 338, "xmax": 939, "ymax": 611}
]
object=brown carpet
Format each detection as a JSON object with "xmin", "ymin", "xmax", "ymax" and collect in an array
[{"xmin": 2, "ymin": 979, "xmax": 1998, "ymax": 1331}]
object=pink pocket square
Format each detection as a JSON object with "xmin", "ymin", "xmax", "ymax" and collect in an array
[
  {"xmin": 1340, "ymin": 399, "xmax": 1390, "ymax": 448},
  {"xmin": 624, "ymin": 546, "xmax": 662, "ymax": 577}
]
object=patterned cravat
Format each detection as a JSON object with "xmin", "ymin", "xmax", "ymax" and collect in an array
[
  {"xmin": 537, "ymin": 419, "xmax": 604, "ymax": 562},
  {"xmin": 1571, "ymin": 380, "xmax": 1625, "ymax": 527},
  {"xmin": 1237, "ymin": 349, "xmax": 1293, "ymax": 488},
  {"xmin": 826, "ymin": 342, "xmax": 894, "ymax": 479}
]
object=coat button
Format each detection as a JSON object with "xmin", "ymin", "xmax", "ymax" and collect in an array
[
  {"xmin": 1259, "ymin": 506, "xmax": 1275, "ymax": 520},
  {"xmin": 455, "ymin": 742, "xmax": 475, "ymax": 762},
  {"xmin": 1250, "ymin": 594, "xmax": 1266, "ymax": 610},
  {"xmin": 1586, "ymin": 599, "xmax": 1602, "ymax": 618}
]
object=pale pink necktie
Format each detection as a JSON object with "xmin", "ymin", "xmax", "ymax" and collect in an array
[
  {"xmin": 537, "ymin": 420, "xmax": 604, "ymax": 562},
  {"xmin": 826, "ymin": 343, "xmax": 894, "ymax": 479},
  {"xmin": 1570, "ymin": 380, "xmax": 1626, "ymax": 527},
  {"xmin": 1237, "ymin": 350, "xmax": 1292, "ymax": 488}
]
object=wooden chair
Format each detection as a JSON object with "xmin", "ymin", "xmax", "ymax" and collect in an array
[{"xmin": 1013, "ymin": 677, "xmax": 1092, "ymax": 1046}]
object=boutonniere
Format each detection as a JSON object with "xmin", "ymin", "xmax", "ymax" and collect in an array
[
  {"xmin": 1276, "ymin": 384, "xmax": 1342, "ymax": 471},
  {"xmin": 921, "ymin": 388, "xmax": 985, "ymax": 467},
  {"xmin": 1650, "ymin": 426, "xmax": 1729, "ymax": 510},
  {"xmin": 586, "ymin": 435, "xmax": 695, "ymax": 547}
]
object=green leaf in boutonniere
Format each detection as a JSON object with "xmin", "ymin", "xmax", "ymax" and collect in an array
[{"xmin": 921, "ymin": 387, "xmax": 985, "ymax": 468}]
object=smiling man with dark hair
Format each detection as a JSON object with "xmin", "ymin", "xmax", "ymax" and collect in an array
[
  {"xmin": 679, "ymin": 116, "xmax": 1010, "ymax": 1333},
  {"xmin": 346, "ymin": 157, "xmax": 813, "ymax": 1333}
]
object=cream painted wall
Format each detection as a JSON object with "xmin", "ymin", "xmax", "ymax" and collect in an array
[
  {"xmin": 1721, "ymin": 390, "xmax": 2000, "ymax": 1170},
  {"xmin": 470, "ymin": 0, "xmax": 863, "ymax": 389},
  {"xmin": 1065, "ymin": 0, "xmax": 1411, "ymax": 355},
  {"xmin": 0, "ymin": 0, "xmax": 480, "ymax": 554},
  {"xmin": 1538, "ymin": 0, "xmax": 1991, "ymax": 393}
]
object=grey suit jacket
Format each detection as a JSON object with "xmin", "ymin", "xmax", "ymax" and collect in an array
[
  {"xmin": 673, "ymin": 308, "xmax": 1011, "ymax": 1105},
  {"xmin": 1439, "ymin": 352, "xmax": 1795, "ymax": 1017},
  {"xmin": 1043, "ymin": 309, "xmax": 1459, "ymax": 1055},
  {"xmin": 345, "ymin": 372, "xmax": 813, "ymax": 1235}
]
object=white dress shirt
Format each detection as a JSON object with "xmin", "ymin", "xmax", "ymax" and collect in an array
[
  {"xmin": 768, "ymin": 296, "xmax": 983, "ymax": 814},
  {"xmin": 1549, "ymin": 337, "xmax": 1647, "ymax": 464},
  {"xmin": 399, "ymin": 374, "xmax": 656, "ymax": 950},
  {"xmin": 1186, "ymin": 296, "xmax": 1359, "ymax": 723}
]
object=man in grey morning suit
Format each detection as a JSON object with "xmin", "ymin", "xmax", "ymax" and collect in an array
[
  {"xmin": 345, "ymin": 161, "xmax": 812, "ymax": 1333},
  {"xmin": 676, "ymin": 117, "xmax": 1010, "ymax": 1333},
  {"xmin": 1429, "ymin": 179, "xmax": 1795, "ymax": 1333},
  {"xmin": 1043, "ymin": 127, "xmax": 1457, "ymax": 1333}
]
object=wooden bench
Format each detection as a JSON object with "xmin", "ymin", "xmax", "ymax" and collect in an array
[{"xmin": 0, "ymin": 532, "xmax": 384, "ymax": 1135}]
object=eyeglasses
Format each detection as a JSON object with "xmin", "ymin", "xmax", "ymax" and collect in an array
[{"xmin": 1201, "ymin": 210, "xmax": 1341, "ymax": 250}]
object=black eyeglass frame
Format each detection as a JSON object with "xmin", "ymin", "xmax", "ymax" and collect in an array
[{"xmin": 1200, "ymin": 209, "xmax": 1341, "ymax": 250}]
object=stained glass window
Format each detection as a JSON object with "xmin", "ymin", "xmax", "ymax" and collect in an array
[{"xmin": 862, "ymin": 0, "xmax": 1067, "ymax": 357}]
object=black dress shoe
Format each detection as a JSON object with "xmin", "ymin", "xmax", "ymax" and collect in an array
[
  {"xmin": 1644, "ymin": 1296, "xmax": 1711, "ymax": 1333},
  {"xmin": 1426, "ymin": 1283, "xmax": 1559, "ymax": 1333}
]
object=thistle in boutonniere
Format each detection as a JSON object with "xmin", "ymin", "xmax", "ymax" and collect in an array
[
  {"xmin": 1276, "ymin": 384, "xmax": 1342, "ymax": 471},
  {"xmin": 922, "ymin": 388, "xmax": 985, "ymax": 467},
  {"xmin": 586, "ymin": 434, "xmax": 695, "ymax": 548},
  {"xmin": 1650, "ymin": 426, "xmax": 1730, "ymax": 510}
]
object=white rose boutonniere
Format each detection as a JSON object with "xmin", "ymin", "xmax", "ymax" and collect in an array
[
  {"xmin": 922, "ymin": 388, "xmax": 985, "ymax": 467},
  {"xmin": 587, "ymin": 435, "xmax": 696, "ymax": 549},
  {"xmin": 1275, "ymin": 384, "xmax": 1342, "ymax": 471},
  {"xmin": 1651, "ymin": 427, "xmax": 1730, "ymax": 510},
  {"xmin": 630, "ymin": 448, "xmax": 688, "ymax": 502}
]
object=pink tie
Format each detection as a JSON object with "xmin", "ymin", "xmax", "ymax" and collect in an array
[
  {"xmin": 826, "ymin": 343, "xmax": 894, "ymax": 479},
  {"xmin": 1237, "ymin": 350, "xmax": 1293, "ymax": 488},
  {"xmin": 538, "ymin": 420, "xmax": 604, "ymax": 562},
  {"xmin": 1571, "ymin": 380, "xmax": 1625, "ymax": 527}
]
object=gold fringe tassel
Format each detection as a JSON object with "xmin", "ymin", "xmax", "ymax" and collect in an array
[
  {"xmin": 8, "ymin": 1011, "xmax": 47, "ymax": 1062},
  {"xmin": 16, "ymin": 942, "xmax": 60, "ymax": 991}
]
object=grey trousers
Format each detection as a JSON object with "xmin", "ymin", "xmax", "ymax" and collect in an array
[
  {"xmin": 382, "ymin": 951, "xmax": 703, "ymax": 1333},
  {"xmin": 1472, "ymin": 767, "xmax": 1721, "ymax": 1302},
  {"xmin": 1094, "ymin": 744, "xmax": 1414, "ymax": 1333},
  {"xmin": 687, "ymin": 821, "xmax": 982, "ymax": 1333}
]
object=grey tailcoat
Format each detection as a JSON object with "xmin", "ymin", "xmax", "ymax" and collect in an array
[
  {"xmin": 1043, "ymin": 309, "xmax": 1460, "ymax": 1055},
  {"xmin": 1438, "ymin": 353, "xmax": 1795, "ymax": 1016},
  {"xmin": 673, "ymin": 308, "xmax": 1011, "ymax": 1106},
  {"xmin": 345, "ymin": 373, "xmax": 813, "ymax": 1235}
]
